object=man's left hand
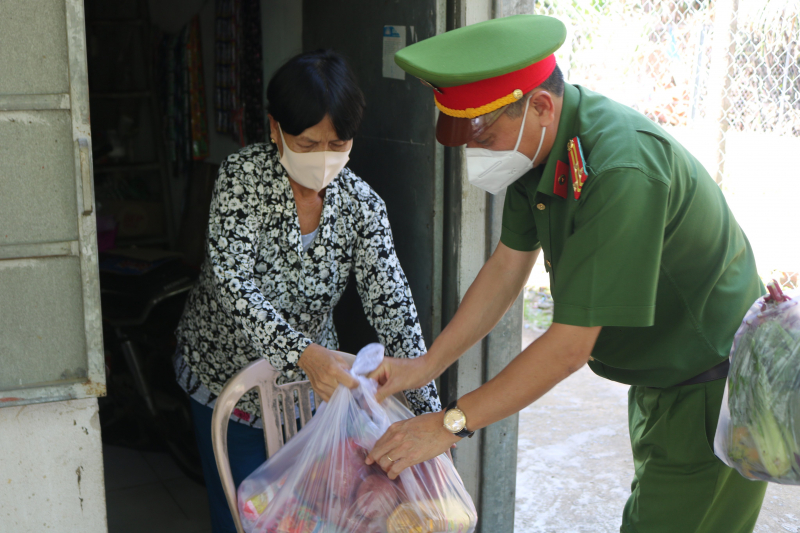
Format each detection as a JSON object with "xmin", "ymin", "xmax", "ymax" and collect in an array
[{"xmin": 366, "ymin": 411, "xmax": 460, "ymax": 479}]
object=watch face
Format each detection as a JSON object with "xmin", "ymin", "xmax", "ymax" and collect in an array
[{"xmin": 443, "ymin": 408, "xmax": 466, "ymax": 433}]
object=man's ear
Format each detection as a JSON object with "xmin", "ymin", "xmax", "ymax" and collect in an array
[{"xmin": 529, "ymin": 91, "xmax": 556, "ymax": 128}]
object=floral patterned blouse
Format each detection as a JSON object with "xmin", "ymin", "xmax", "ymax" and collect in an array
[{"xmin": 174, "ymin": 142, "xmax": 441, "ymax": 425}]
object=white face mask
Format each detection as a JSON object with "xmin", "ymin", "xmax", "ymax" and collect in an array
[
  {"xmin": 466, "ymin": 96, "xmax": 546, "ymax": 195},
  {"xmin": 278, "ymin": 125, "xmax": 351, "ymax": 192}
]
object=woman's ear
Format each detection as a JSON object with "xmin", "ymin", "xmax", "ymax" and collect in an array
[
  {"xmin": 268, "ymin": 115, "xmax": 283, "ymax": 156},
  {"xmin": 529, "ymin": 91, "xmax": 556, "ymax": 128}
]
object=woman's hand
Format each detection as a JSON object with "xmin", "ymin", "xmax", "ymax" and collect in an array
[
  {"xmin": 365, "ymin": 411, "xmax": 459, "ymax": 479},
  {"xmin": 298, "ymin": 344, "xmax": 359, "ymax": 402},
  {"xmin": 366, "ymin": 355, "xmax": 433, "ymax": 403}
]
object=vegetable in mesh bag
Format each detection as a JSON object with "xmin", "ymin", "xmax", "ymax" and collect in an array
[
  {"xmin": 237, "ymin": 343, "xmax": 478, "ymax": 533},
  {"xmin": 714, "ymin": 281, "xmax": 800, "ymax": 484}
]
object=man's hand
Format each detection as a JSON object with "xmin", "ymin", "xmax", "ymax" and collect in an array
[
  {"xmin": 298, "ymin": 344, "xmax": 359, "ymax": 402},
  {"xmin": 366, "ymin": 411, "xmax": 460, "ymax": 479},
  {"xmin": 367, "ymin": 356, "xmax": 432, "ymax": 404}
]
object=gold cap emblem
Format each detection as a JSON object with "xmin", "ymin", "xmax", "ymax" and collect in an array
[
  {"xmin": 418, "ymin": 77, "xmax": 443, "ymax": 94},
  {"xmin": 513, "ymin": 89, "xmax": 524, "ymax": 100}
]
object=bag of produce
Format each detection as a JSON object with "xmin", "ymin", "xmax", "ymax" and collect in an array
[
  {"xmin": 237, "ymin": 343, "xmax": 478, "ymax": 533},
  {"xmin": 714, "ymin": 281, "xmax": 800, "ymax": 484}
]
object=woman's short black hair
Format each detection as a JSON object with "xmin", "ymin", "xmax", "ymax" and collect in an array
[{"xmin": 266, "ymin": 49, "xmax": 366, "ymax": 140}]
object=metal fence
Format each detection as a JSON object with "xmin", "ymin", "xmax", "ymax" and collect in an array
[{"xmin": 505, "ymin": 0, "xmax": 800, "ymax": 290}]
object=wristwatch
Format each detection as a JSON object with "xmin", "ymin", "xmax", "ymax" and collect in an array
[{"xmin": 443, "ymin": 400, "xmax": 475, "ymax": 438}]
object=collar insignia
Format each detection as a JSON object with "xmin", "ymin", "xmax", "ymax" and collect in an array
[
  {"xmin": 567, "ymin": 137, "xmax": 587, "ymax": 200},
  {"xmin": 554, "ymin": 160, "xmax": 569, "ymax": 199}
]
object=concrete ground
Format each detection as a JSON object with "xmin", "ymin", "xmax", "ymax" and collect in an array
[{"xmin": 515, "ymin": 329, "xmax": 800, "ymax": 532}]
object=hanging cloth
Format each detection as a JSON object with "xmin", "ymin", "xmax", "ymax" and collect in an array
[
  {"xmin": 157, "ymin": 29, "xmax": 191, "ymax": 178},
  {"xmin": 214, "ymin": 0, "xmax": 243, "ymax": 144},
  {"xmin": 214, "ymin": 0, "xmax": 266, "ymax": 146},
  {"xmin": 187, "ymin": 15, "xmax": 210, "ymax": 160},
  {"xmin": 240, "ymin": 0, "xmax": 266, "ymax": 144}
]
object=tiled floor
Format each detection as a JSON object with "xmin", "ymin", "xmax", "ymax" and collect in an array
[{"xmin": 103, "ymin": 445, "xmax": 212, "ymax": 533}]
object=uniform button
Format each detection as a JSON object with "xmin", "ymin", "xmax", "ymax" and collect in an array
[
  {"xmin": 546, "ymin": 260, "xmax": 552, "ymax": 268},
  {"xmin": 536, "ymin": 203, "xmax": 546, "ymax": 211}
]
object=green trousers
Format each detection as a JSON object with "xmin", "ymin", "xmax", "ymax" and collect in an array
[{"xmin": 622, "ymin": 378, "xmax": 767, "ymax": 533}]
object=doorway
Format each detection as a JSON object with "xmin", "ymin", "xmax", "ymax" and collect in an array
[
  {"xmin": 84, "ymin": 0, "xmax": 301, "ymax": 530},
  {"xmin": 83, "ymin": 0, "xmax": 442, "ymax": 530}
]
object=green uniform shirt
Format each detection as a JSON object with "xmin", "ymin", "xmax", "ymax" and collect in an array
[{"xmin": 501, "ymin": 83, "xmax": 763, "ymax": 387}]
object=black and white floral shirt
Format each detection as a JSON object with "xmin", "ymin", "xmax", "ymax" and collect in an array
[{"xmin": 175, "ymin": 143, "xmax": 440, "ymax": 425}]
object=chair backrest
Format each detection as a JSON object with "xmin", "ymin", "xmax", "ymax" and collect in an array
[
  {"xmin": 210, "ymin": 351, "xmax": 358, "ymax": 533},
  {"xmin": 211, "ymin": 352, "xmax": 407, "ymax": 533},
  {"xmin": 211, "ymin": 358, "xmax": 317, "ymax": 533}
]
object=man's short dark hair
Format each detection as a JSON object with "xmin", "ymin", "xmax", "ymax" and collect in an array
[
  {"xmin": 267, "ymin": 49, "xmax": 366, "ymax": 140},
  {"xmin": 504, "ymin": 64, "xmax": 564, "ymax": 119}
]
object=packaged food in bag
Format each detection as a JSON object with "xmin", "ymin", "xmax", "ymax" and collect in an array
[
  {"xmin": 386, "ymin": 499, "xmax": 475, "ymax": 533},
  {"xmin": 714, "ymin": 282, "xmax": 800, "ymax": 484},
  {"xmin": 237, "ymin": 343, "xmax": 478, "ymax": 533}
]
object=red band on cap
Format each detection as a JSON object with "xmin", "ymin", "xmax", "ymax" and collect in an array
[{"xmin": 434, "ymin": 55, "xmax": 557, "ymax": 114}]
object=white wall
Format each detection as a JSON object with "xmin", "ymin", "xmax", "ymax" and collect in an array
[{"xmin": 0, "ymin": 399, "xmax": 107, "ymax": 533}]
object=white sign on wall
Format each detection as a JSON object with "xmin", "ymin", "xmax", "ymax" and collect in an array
[{"xmin": 382, "ymin": 25, "xmax": 406, "ymax": 80}]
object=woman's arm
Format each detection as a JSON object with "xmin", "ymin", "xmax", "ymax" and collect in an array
[
  {"xmin": 207, "ymin": 154, "xmax": 356, "ymax": 398},
  {"xmin": 352, "ymin": 194, "xmax": 441, "ymax": 415}
]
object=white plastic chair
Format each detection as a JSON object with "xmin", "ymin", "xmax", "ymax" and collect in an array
[
  {"xmin": 211, "ymin": 357, "xmax": 323, "ymax": 533},
  {"xmin": 211, "ymin": 352, "xmax": 407, "ymax": 533}
]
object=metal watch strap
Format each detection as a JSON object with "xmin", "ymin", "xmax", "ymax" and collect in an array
[{"xmin": 446, "ymin": 400, "xmax": 475, "ymax": 438}]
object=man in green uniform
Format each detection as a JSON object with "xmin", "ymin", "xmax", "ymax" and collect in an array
[{"xmin": 364, "ymin": 14, "xmax": 767, "ymax": 532}]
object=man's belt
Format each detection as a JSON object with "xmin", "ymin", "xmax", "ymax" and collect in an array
[{"xmin": 674, "ymin": 359, "xmax": 730, "ymax": 387}]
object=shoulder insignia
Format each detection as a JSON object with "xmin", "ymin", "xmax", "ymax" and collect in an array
[
  {"xmin": 554, "ymin": 160, "xmax": 569, "ymax": 199},
  {"xmin": 567, "ymin": 137, "xmax": 587, "ymax": 200}
]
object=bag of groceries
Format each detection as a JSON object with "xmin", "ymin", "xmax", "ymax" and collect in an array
[
  {"xmin": 237, "ymin": 343, "xmax": 478, "ymax": 533},
  {"xmin": 714, "ymin": 281, "xmax": 800, "ymax": 484}
]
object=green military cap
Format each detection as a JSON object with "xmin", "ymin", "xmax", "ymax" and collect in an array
[{"xmin": 394, "ymin": 14, "xmax": 567, "ymax": 146}]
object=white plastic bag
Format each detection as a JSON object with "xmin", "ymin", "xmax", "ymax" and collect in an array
[
  {"xmin": 237, "ymin": 343, "xmax": 478, "ymax": 533},
  {"xmin": 714, "ymin": 283, "xmax": 800, "ymax": 484}
]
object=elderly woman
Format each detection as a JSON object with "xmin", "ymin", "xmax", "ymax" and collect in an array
[{"xmin": 173, "ymin": 49, "xmax": 440, "ymax": 532}]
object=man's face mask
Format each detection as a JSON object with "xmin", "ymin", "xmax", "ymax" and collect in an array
[
  {"xmin": 278, "ymin": 125, "xmax": 351, "ymax": 192},
  {"xmin": 465, "ymin": 95, "xmax": 546, "ymax": 195}
]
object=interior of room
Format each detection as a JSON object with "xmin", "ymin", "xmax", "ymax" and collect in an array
[
  {"xmin": 83, "ymin": 0, "xmax": 442, "ymax": 530},
  {"xmin": 85, "ymin": 1, "xmax": 303, "ymax": 530}
]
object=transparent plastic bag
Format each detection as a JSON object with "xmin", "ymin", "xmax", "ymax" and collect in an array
[
  {"xmin": 237, "ymin": 343, "xmax": 478, "ymax": 532},
  {"xmin": 714, "ymin": 282, "xmax": 800, "ymax": 484}
]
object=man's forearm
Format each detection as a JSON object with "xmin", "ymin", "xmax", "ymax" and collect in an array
[
  {"xmin": 456, "ymin": 323, "xmax": 601, "ymax": 430},
  {"xmin": 423, "ymin": 243, "xmax": 540, "ymax": 381}
]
